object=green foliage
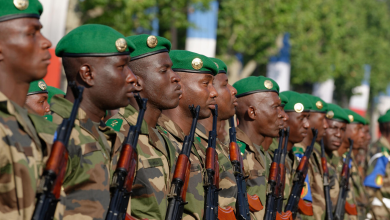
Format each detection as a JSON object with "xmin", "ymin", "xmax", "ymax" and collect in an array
[{"xmin": 78, "ymin": 0, "xmax": 390, "ymax": 99}]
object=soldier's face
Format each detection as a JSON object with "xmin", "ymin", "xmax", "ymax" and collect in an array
[
  {"xmin": 345, "ymin": 123, "xmax": 364, "ymax": 150},
  {"xmin": 309, "ymin": 112, "xmax": 328, "ymax": 141},
  {"xmin": 252, "ymin": 92, "xmax": 283, "ymax": 137},
  {"xmin": 129, "ymin": 52, "xmax": 182, "ymax": 110},
  {"xmin": 91, "ymin": 55, "xmax": 138, "ymax": 110},
  {"xmin": 324, "ymin": 119, "xmax": 346, "ymax": 153},
  {"xmin": 362, "ymin": 125, "xmax": 371, "ymax": 150},
  {"xmin": 25, "ymin": 93, "xmax": 50, "ymax": 116},
  {"xmin": 286, "ymin": 111, "xmax": 310, "ymax": 143},
  {"xmin": 213, "ymin": 73, "xmax": 237, "ymax": 120},
  {"xmin": 279, "ymin": 106, "xmax": 289, "ymax": 128},
  {"xmin": 0, "ymin": 18, "xmax": 51, "ymax": 82},
  {"xmin": 177, "ymin": 72, "xmax": 218, "ymax": 119}
]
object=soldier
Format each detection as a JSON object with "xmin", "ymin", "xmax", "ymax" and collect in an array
[
  {"xmin": 232, "ymin": 76, "xmax": 283, "ymax": 219},
  {"xmin": 106, "ymin": 34, "xmax": 180, "ymax": 219},
  {"xmin": 196, "ymin": 57, "xmax": 238, "ymax": 211},
  {"xmin": 25, "ymin": 79, "xmax": 50, "ymax": 116},
  {"xmin": 342, "ymin": 109, "xmax": 369, "ymax": 219},
  {"xmin": 323, "ymin": 103, "xmax": 350, "ymax": 212},
  {"xmin": 0, "ymin": 1, "xmax": 59, "ymax": 219},
  {"xmin": 357, "ymin": 122, "xmax": 371, "ymax": 179},
  {"xmin": 279, "ymin": 91, "xmax": 312, "ymax": 215},
  {"xmin": 295, "ymin": 94, "xmax": 329, "ymax": 220},
  {"xmin": 158, "ymin": 50, "xmax": 218, "ymax": 219},
  {"xmin": 364, "ymin": 110, "xmax": 390, "ymax": 219},
  {"xmin": 52, "ymin": 24, "xmax": 138, "ymax": 219}
]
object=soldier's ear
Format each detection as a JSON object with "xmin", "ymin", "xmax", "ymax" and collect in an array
[
  {"xmin": 78, "ymin": 64, "xmax": 94, "ymax": 86},
  {"xmin": 247, "ymin": 106, "xmax": 257, "ymax": 120}
]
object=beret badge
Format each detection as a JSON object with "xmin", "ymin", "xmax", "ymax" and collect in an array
[
  {"xmin": 326, "ymin": 111, "xmax": 334, "ymax": 119},
  {"xmin": 316, "ymin": 101, "xmax": 323, "ymax": 110},
  {"xmin": 14, "ymin": 0, "xmax": 29, "ymax": 10},
  {"xmin": 349, "ymin": 115, "xmax": 354, "ymax": 122},
  {"xmin": 38, "ymin": 81, "xmax": 47, "ymax": 91},
  {"xmin": 294, "ymin": 103, "xmax": 304, "ymax": 113},
  {"xmin": 115, "ymin": 38, "xmax": 127, "ymax": 52},
  {"xmin": 192, "ymin": 58, "xmax": 203, "ymax": 70},
  {"xmin": 147, "ymin": 35, "xmax": 158, "ymax": 48},
  {"xmin": 264, "ymin": 80, "xmax": 273, "ymax": 89},
  {"xmin": 214, "ymin": 62, "xmax": 219, "ymax": 69}
]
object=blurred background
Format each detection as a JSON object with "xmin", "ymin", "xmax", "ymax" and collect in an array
[{"xmin": 40, "ymin": 0, "xmax": 390, "ymax": 141}]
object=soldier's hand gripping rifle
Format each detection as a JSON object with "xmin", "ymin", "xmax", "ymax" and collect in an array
[
  {"xmin": 165, "ymin": 105, "xmax": 200, "ymax": 220},
  {"xmin": 320, "ymin": 138, "xmax": 334, "ymax": 220},
  {"xmin": 105, "ymin": 93, "xmax": 148, "ymax": 220},
  {"xmin": 334, "ymin": 139, "xmax": 356, "ymax": 220},
  {"xmin": 264, "ymin": 129, "xmax": 285, "ymax": 220},
  {"xmin": 32, "ymin": 82, "xmax": 84, "ymax": 220},
  {"xmin": 275, "ymin": 128, "xmax": 290, "ymax": 216},
  {"xmin": 277, "ymin": 129, "xmax": 318, "ymax": 220}
]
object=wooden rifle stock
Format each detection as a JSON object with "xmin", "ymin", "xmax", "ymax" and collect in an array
[
  {"xmin": 334, "ymin": 138, "xmax": 354, "ymax": 220},
  {"xmin": 32, "ymin": 82, "xmax": 84, "ymax": 220},
  {"xmin": 298, "ymin": 199, "xmax": 314, "ymax": 215},
  {"xmin": 276, "ymin": 211, "xmax": 293, "ymax": 220},
  {"xmin": 165, "ymin": 105, "xmax": 200, "ymax": 220},
  {"xmin": 106, "ymin": 93, "xmax": 148, "ymax": 220},
  {"xmin": 344, "ymin": 201, "xmax": 357, "ymax": 215},
  {"xmin": 228, "ymin": 116, "xmax": 250, "ymax": 220}
]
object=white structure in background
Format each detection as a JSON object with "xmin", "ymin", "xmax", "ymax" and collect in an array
[
  {"xmin": 312, "ymin": 79, "xmax": 335, "ymax": 103},
  {"xmin": 185, "ymin": 1, "xmax": 219, "ymax": 57},
  {"xmin": 267, "ymin": 33, "xmax": 291, "ymax": 92},
  {"xmin": 349, "ymin": 65, "xmax": 371, "ymax": 116},
  {"xmin": 40, "ymin": 0, "xmax": 69, "ymax": 47}
]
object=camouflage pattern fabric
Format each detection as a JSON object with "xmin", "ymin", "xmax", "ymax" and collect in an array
[
  {"xmin": 335, "ymin": 151, "xmax": 358, "ymax": 220},
  {"xmin": 0, "ymin": 91, "xmax": 64, "ymax": 220},
  {"xmin": 284, "ymin": 151, "xmax": 300, "ymax": 214},
  {"xmin": 50, "ymin": 95, "xmax": 123, "ymax": 220},
  {"xmin": 195, "ymin": 123, "xmax": 237, "ymax": 210},
  {"xmin": 311, "ymin": 142, "xmax": 327, "ymax": 220},
  {"xmin": 365, "ymin": 137, "xmax": 390, "ymax": 220},
  {"xmin": 236, "ymin": 127, "xmax": 267, "ymax": 219},
  {"xmin": 326, "ymin": 151, "xmax": 341, "ymax": 212},
  {"xmin": 108, "ymin": 105, "xmax": 176, "ymax": 219},
  {"xmin": 350, "ymin": 156, "xmax": 368, "ymax": 220},
  {"xmin": 157, "ymin": 113, "xmax": 205, "ymax": 220}
]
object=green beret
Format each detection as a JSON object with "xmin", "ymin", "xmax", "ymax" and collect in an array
[
  {"xmin": 301, "ymin": 93, "xmax": 327, "ymax": 113},
  {"xmin": 325, "ymin": 103, "xmax": 350, "ymax": 123},
  {"xmin": 47, "ymin": 86, "xmax": 65, "ymax": 104},
  {"xmin": 127, "ymin": 34, "xmax": 171, "ymax": 61},
  {"xmin": 233, "ymin": 76, "xmax": 279, "ymax": 98},
  {"xmin": 209, "ymin": 57, "xmax": 227, "ymax": 74},
  {"xmin": 280, "ymin": 93, "xmax": 289, "ymax": 107},
  {"xmin": 0, "ymin": 0, "xmax": 43, "ymax": 22},
  {"xmin": 280, "ymin": 91, "xmax": 312, "ymax": 113},
  {"xmin": 56, "ymin": 24, "xmax": 136, "ymax": 57},
  {"xmin": 27, "ymin": 79, "xmax": 47, "ymax": 95},
  {"xmin": 378, "ymin": 111, "xmax": 390, "ymax": 123},
  {"xmin": 343, "ymin": 109, "xmax": 366, "ymax": 124},
  {"xmin": 169, "ymin": 50, "xmax": 218, "ymax": 76}
]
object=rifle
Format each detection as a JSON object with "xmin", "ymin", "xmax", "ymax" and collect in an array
[
  {"xmin": 334, "ymin": 139, "xmax": 356, "ymax": 220},
  {"xmin": 204, "ymin": 105, "xmax": 219, "ymax": 220},
  {"xmin": 264, "ymin": 129, "xmax": 285, "ymax": 220},
  {"xmin": 320, "ymin": 139, "xmax": 334, "ymax": 220},
  {"xmin": 276, "ymin": 128, "xmax": 290, "ymax": 215},
  {"xmin": 165, "ymin": 105, "xmax": 200, "ymax": 220},
  {"xmin": 105, "ymin": 93, "xmax": 148, "ymax": 220},
  {"xmin": 277, "ymin": 129, "xmax": 318, "ymax": 220},
  {"xmin": 32, "ymin": 82, "xmax": 84, "ymax": 220}
]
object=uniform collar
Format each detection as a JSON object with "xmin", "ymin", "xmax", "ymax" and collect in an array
[{"xmin": 158, "ymin": 113, "xmax": 186, "ymax": 141}]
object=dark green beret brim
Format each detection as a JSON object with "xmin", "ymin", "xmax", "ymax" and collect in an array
[
  {"xmin": 172, "ymin": 68, "xmax": 214, "ymax": 75},
  {"xmin": 61, "ymin": 52, "xmax": 130, "ymax": 57},
  {"xmin": 131, "ymin": 49, "xmax": 169, "ymax": 61},
  {"xmin": 0, "ymin": 13, "xmax": 39, "ymax": 22},
  {"xmin": 27, "ymin": 90, "xmax": 47, "ymax": 96},
  {"xmin": 236, "ymin": 89, "xmax": 279, "ymax": 98},
  {"xmin": 285, "ymin": 110, "xmax": 311, "ymax": 113}
]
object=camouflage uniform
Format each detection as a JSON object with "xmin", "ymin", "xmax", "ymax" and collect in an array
[
  {"xmin": 0, "ymin": 92, "xmax": 63, "ymax": 220},
  {"xmin": 325, "ymin": 151, "xmax": 341, "ymax": 212},
  {"xmin": 236, "ymin": 127, "xmax": 267, "ymax": 219},
  {"xmin": 107, "ymin": 105, "xmax": 176, "ymax": 219},
  {"xmin": 350, "ymin": 156, "xmax": 368, "ymax": 220},
  {"xmin": 157, "ymin": 113, "xmax": 206, "ymax": 220},
  {"xmin": 335, "ymin": 151, "xmax": 358, "ymax": 220},
  {"xmin": 195, "ymin": 123, "xmax": 237, "ymax": 210},
  {"xmin": 50, "ymin": 95, "xmax": 123, "ymax": 220},
  {"xmin": 365, "ymin": 137, "xmax": 390, "ymax": 220}
]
